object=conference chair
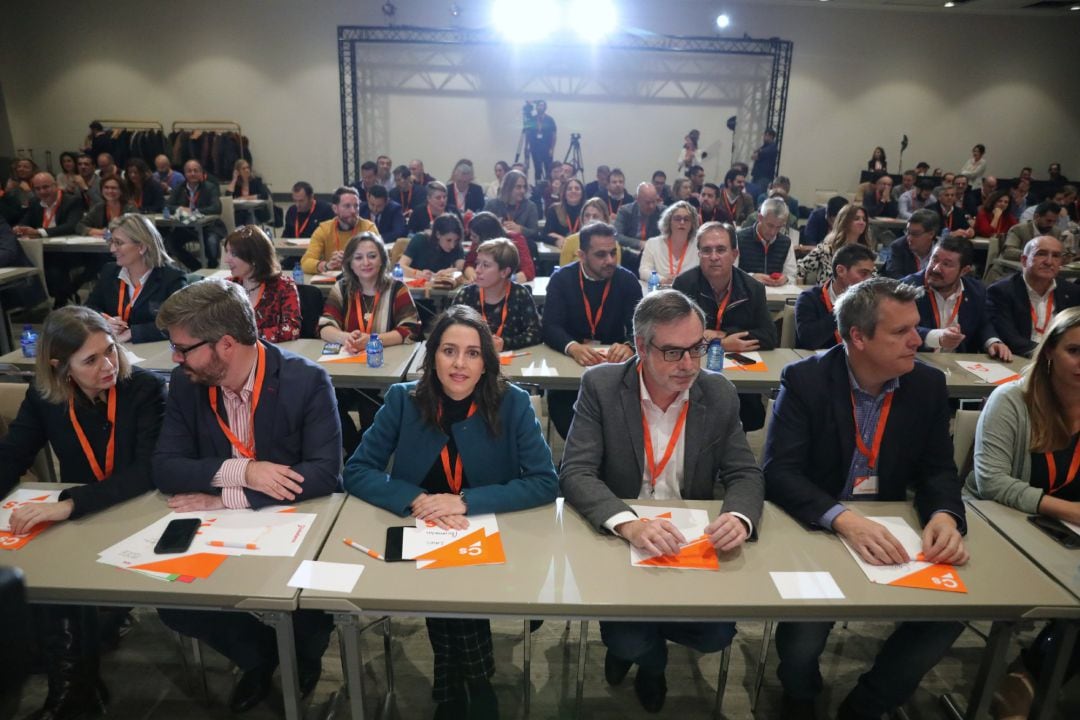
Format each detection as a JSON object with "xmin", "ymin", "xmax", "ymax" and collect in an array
[
  {"xmin": 0, "ymin": 381, "xmax": 56, "ymax": 483},
  {"xmin": 296, "ymin": 285, "xmax": 326, "ymax": 339},
  {"xmin": 779, "ymin": 302, "xmax": 797, "ymax": 349}
]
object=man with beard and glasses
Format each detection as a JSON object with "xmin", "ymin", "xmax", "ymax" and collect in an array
[{"xmin": 300, "ymin": 186, "xmax": 378, "ymax": 275}]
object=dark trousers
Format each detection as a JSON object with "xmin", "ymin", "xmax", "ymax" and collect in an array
[
  {"xmin": 1021, "ymin": 620, "xmax": 1080, "ymax": 684},
  {"xmin": 530, "ymin": 146, "xmax": 553, "ymax": 182},
  {"xmin": 425, "ymin": 618, "xmax": 495, "ymax": 702},
  {"xmin": 336, "ymin": 388, "xmax": 384, "ymax": 459},
  {"xmin": 776, "ymin": 620, "xmax": 963, "ymax": 717},
  {"xmin": 548, "ymin": 389, "xmax": 577, "ymax": 440},
  {"xmin": 158, "ymin": 608, "xmax": 332, "ymax": 672},
  {"xmin": 600, "ymin": 621, "xmax": 736, "ymax": 673},
  {"xmin": 168, "ymin": 227, "xmax": 222, "ymax": 270}
]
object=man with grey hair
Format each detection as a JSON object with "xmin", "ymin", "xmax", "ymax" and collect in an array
[
  {"xmin": 614, "ymin": 181, "xmax": 663, "ymax": 252},
  {"xmin": 152, "ymin": 278, "xmax": 341, "ymax": 712},
  {"xmin": 763, "ymin": 276, "xmax": 968, "ymax": 720},
  {"xmin": 561, "ymin": 288, "xmax": 763, "ymax": 713},
  {"xmin": 734, "ymin": 197, "xmax": 797, "ymax": 285}
]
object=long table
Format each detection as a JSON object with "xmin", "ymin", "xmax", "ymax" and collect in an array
[
  {"xmin": 10, "ymin": 483, "xmax": 345, "ymax": 720},
  {"xmin": 301, "ymin": 498, "xmax": 1080, "ymax": 720}
]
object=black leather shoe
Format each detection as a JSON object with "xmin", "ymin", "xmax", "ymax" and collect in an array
[
  {"xmin": 298, "ymin": 659, "xmax": 322, "ymax": 699},
  {"xmin": 465, "ymin": 678, "xmax": 499, "ymax": 720},
  {"xmin": 836, "ymin": 695, "xmax": 879, "ymax": 720},
  {"xmin": 633, "ymin": 669, "xmax": 666, "ymax": 713},
  {"xmin": 780, "ymin": 692, "xmax": 820, "ymax": 720},
  {"xmin": 433, "ymin": 696, "xmax": 467, "ymax": 720},
  {"xmin": 604, "ymin": 650, "xmax": 633, "ymax": 686},
  {"xmin": 229, "ymin": 666, "xmax": 274, "ymax": 714}
]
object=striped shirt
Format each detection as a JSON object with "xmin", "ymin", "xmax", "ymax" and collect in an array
[{"xmin": 210, "ymin": 355, "xmax": 259, "ymax": 508}]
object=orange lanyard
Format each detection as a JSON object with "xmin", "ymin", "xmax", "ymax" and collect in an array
[
  {"xmin": 346, "ymin": 289, "xmax": 381, "ymax": 334},
  {"xmin": 1046, "ymin": 440, "xmax": 1080, "ymax": 495},
  {"xmin": 117, "ymin": 280, "xmax": 143, "ymax": 323},
  {"xmin": 943, "ymin": 207, "xmax": 955, "ymax": 231},
  {"xmin": 439, "ymin": 402, "xmax": 477, "ymax": 493},
  {"xmin": 1031, "ymin": 294, "xmax": 1055, "ymax": 335},
  {"xmin": 208, "ymin": 343, "xmax": 266, "ymax": 459},
  {"xmin": 821, "ymin": 282, "xmax": 842, "ymax": 344},
  {"xmin": 850, "ymin": 390, "xmax": 894, "ymax": 472},
  {"xmin": 69, "ymin": 386, "xmax": 117, "ymax": 482},
  {"xmin": 714, "ymin": 283, "xmax": 732, "ymax": 331},
  {"xmin": 479, "ymin": 283, "xmax": 510, "ymax": 338},
  {"xmin": 638, "ymin": 364, "xmax": 690, "ymax": 487},
  {"xmin": 568, "ymin": 211, "xmax": 581, "ymax": 235},
  {"xmin": 294, "ymin": 206, "xmax": 315, "ymax": 237},
  {"xmin": 578, "ymin": 267, "xmax": 612, "ymax": 340},
  {"xmin": 722, "ymin": 191, "xmax": 738, "ymax": 219},
  {"xmin": 453, "ymin": 185, "xmax": 466, "ymax": 210},
  {"xmin": 755, "ymin": 226, "xmax": 770, "ymax": 257},
  {"xmin": 667, "ymin": 238, "xmax": 689, "ymax": 279},
  {"xmin": 42, "ymin": 190, "xmax": 63, "ymax": 228},
  {"xmin": 428, "ymin": 206, "xmax": 436, "ymax": 225},
  {"xmin": 926, "ymin": 279, "xmax": 963, "ymax": 328},
  {"xmin": 133, "ymin": 192, "xmax": 142, "ymax": 210}
]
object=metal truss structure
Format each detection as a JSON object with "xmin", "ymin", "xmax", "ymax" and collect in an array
[{"xmin": 338, "ymin": 25, "xmax": 792, "ymax": 184}]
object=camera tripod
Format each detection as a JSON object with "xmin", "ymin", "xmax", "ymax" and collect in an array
[
  {"xmin": 563, "ymin": 134, "xmax": 584, "ymax": 181},
  {"xmin": 513, "ymin": 127, "xmax": 533, "ymax": 181}
]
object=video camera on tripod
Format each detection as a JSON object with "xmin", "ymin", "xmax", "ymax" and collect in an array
[{"xmin": 521, "ymin": 100, "xmax": 544, "ymax": 130}]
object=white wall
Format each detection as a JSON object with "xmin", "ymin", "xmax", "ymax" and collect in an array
[{"xmin": 1, "ymin": 0, "xmax": 1077, "ymax": 200}]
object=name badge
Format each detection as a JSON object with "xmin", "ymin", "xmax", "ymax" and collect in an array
[{"xmin": 853, "ymin": 475, "xmax": 879, "ymax": 496}]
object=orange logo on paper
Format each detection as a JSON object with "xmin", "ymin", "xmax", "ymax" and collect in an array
[
  {"xmin": 889, "ymin": 564, "xmax": 967, "ymax": 594},
  {"xmin": 638, "ymin": 536, "xmax": 720, "ymax": 570},
  {"xmin": 414, "ymin": 528, "xmax": 506, "ymax": 569}
]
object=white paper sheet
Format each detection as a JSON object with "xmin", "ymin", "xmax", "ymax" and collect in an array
[
  {"xmin": 955, "ymin": 360, "xmax": 1021, "ymax": 385},
  {"xmin": 521, "ymin": 359, "xmax": 559, "ymax": 377},
  {"xmin": 627, "ymin": 505, "xmax": 712, "ymax": 567},
  {"xmin": 401, "ymin": 514, "xmax": 503, "ymax": 569},
  {"xmin": 287, "ymin": 560, "xmax": 364, "ymax": 593},
  {"xmin": 121, "ymin": 348, "xmax": 146, "ymax": 365},
  {"xmin": 770, "ymin": 571, "xmax": 845, "ymax": 600},
  {"xmin": 284, "ymin": 238, "xmax": 311, "ymax": 246},
  {"xmin": 0, "ymin": 489, "xmax": 63, "ymax": 532},
  {"xmin": 1063, "ymin": 519, "xmax": 1080, "ymax": 538},
  {"xmin": 838, "ymin": 516, "xmax": 929, "ymax": 584}
]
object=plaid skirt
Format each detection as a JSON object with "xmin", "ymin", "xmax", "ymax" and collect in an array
[{"xmin": 426, "ymin": 617, "xmax": 495, "ymax": 702}]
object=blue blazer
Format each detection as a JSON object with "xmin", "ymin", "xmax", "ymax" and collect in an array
[
  {"xmin": 343, "ymin": 382, "xmax": 558, "ymax": 517},
  {"xmin": 360, "ymin": 200, "xmax": 408, "ymax": 243},
  {"xmin": 901, "ymin": 271, "xmax": 996, "ymax": 353},
  {"xmin": 153, "ymin": 342, "xmax": 342, "ymax": 508}
]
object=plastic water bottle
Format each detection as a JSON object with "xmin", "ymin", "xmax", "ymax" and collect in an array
[
  {"xmin": 292, "ymin": 264, "xmax": 304, "ymax": 285},
  {"xmin": 366, "ymin": 333, "xmax": 384, "ymax": 368},
  {"xmin": 706, "ymin": 340, "xmax": 724, "ymax": 372},
  {"xmin": 392, "ymin": 263, "xmax": 404, "ymax": 282},
  {"xmin": 20, "ymin": 324, "xmax": 38, "ymax": 358},
  {"xmin": 647, "ymin": 270, "xmax": 660, "ymax": 293},
  {"xmin": 552, "ymin": 265, "xmax": 560, "ymax": 275},
  {"xmin": 162, "ymin": 205, "xmax": 171, "ymax": 220}
]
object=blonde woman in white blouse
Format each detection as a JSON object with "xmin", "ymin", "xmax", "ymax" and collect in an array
[{"xmin": 639, "ymin": 201, "xmax": 700, "ymax": 284}]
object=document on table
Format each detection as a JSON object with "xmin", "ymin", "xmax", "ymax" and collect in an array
[
  {"xmin": 401, "ymin": 514, "xmax": 505, "ymax": 569},
  {"xmin": 121, "ymin": 347, "xmax": 146, "ymax": 365},
  {"xmin": 0, "ymin": 488, "xmax": 63, "ymax": 532},
  {"xmin": 284, "ymin": 238, "xmax": 310, "ymax": 246},
  {"xmin": 311, "ymin": 270, "xmax": 342, "ymax": 284},
  {"xmin": 628, "ymin": 505, "xmax": 719, "ymax": 571},
  {"xmin": 288, "ymin": 560, "xmax": 364, "ymax": 593},
  {"xmin": 955, "ymin": 360, "xmax": 1021, "ymax": 385},
  {"xmin": 317, "ymin": 350, "xmax": 367, "ymax": 364},
  {"xmin": 839, "ymin": 516, "xmax": 966, "ymax": 593},
  {"xmin": 770, "ymin": 572, "xmax": 845, "ymax": 600},
  {"xmin": 1062, "ymin": 518, "xmax": 1080, "ymax": 537},
  {"xmin": 723, "ymin": 351, "xmax": 768, "ymax": 372},
  {"xmin": 521, "ymin": 358, "xmax": 559, "ymax": 377}
]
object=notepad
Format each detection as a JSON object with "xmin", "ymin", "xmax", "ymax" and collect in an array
[
  {"xmin": 770, "ymin": 572, "xmax": 845, "ymax": 600},
  {"xmin": 839, "ymin": 517, "xmax": 966, "ymax": 593},
  {"xmin": 955, "ymin": 360, "xmax": 1021, "ymax": 385},
  {"xmin": 288, "ymin": 560, "xmax": 364, "ymax": 593}
]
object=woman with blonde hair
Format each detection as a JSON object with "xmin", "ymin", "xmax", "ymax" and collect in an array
[
  {"xmin": 796, "ymin": 203, "xmax": 871, "ymax": 284},
  {"xmin": 558, "ymin": 197, "xmax": 622, "ymax": 266},
  {"xmin": 85, "ymin": 213, "xmax": 188, "ymax": 342},
  {"xmin": 639, "ymin": 200, "xmax": 700, "ymax": 283}
]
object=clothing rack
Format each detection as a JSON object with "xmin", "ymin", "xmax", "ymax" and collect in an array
[
  {"xmin": 92, "ymin": 119, "xmax": 164, "ymax": 131},
  {"xmin": 171, "ymin": 120, "xmax": 243, "ymax": 136}
]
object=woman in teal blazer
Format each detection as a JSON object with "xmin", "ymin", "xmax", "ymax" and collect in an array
[{"xmin": 343, "ymin": 304, "xmax": 557, "ymax": 719}]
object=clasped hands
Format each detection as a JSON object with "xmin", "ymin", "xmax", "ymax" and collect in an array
[
  {"xmin": 165, "ymin": 461, "xmax": 304, "ymax": 512},
  {"xmin": 411, "ymin": 492, "xmax": 469, "ymax": 530},
  {"xmin": 616, "ymin": 512, "xmax": 749, "ymax": 557},
  {"xmin": 833, "ymin": 510, "xmax": 968, "ymax": 567}
]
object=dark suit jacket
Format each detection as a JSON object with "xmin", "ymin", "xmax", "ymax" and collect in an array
[
  {"xmin": 167, "ymin": 181, "xmax": 222, "ymax": 214},
  {"xmin": 360, "ymin": 200, "xmax": 407, "ymax": 242},
  {"xmin": 672, "ymin": 266, "xmax": 777, "ymax": 348},
  {"xmin": 901, "ymin": 271, "xmax": 996, "ymax": 353},
  {"xmin": 20, "ymin": 192, "xmax": 84, "ymax": 237},
  {"xmin": 446, "ymin": 183, "xmax": 486, "ymax": 214},
  {"xmin": 132, "ymin": 180, "xmax": 165, "ymax": 213},
  {"xmin": 794, "ymin": 284, "xmax": 839, "ymax": 350},
  {"xmin": 0, "ymin": 217, "xmax": 46, "ymax": 308},
  {"xmin": 927, "ymin": 202, "xmax": 970, "ymax": 235},
  {"xmin": 560, "ymin": 359, "xmax": 764, "ymax": 533},
  {"xmin": 882, "ymin": 236, "xmax": 923, "ymax": 280},
  {"xmin": 763, "ymin": 346, "xmax": 965, "ymax": 530},
  {"xmin": 84, "ymin": 263, "xmax": 189, "ymax": 343},
  {"xmin": 987, "ymin": 272, "xmax": 1080, "ymax": 357},
  {"xmin": 153, "ymin": 342, "xmax": 342, "ymax": 509}
]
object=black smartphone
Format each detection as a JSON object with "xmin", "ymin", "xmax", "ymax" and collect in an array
[
  {"xmin": 725, "ymin": 352, "xmax": 756, "ymax": 366},
  {"xmin": 153, "ymin": 518, "xmax": 202, "ymax": 554},
  {"xmin": 321, "ymin": 342, "xmax": 342, "ymax": 355},
  {"xmin": 1028, "ymin": 515, "xmax": 1080, "ymax": 549},
  {"xmin": 384, "ymin": 526, "xmax": 410, "ymax": 562}
]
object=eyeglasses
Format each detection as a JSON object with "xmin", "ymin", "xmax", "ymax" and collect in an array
[
  {"xmin": 649, "ymin": 340, "xmax": 708, "ymax": 362},
  {"xmin": 170, "ymin": 339, "xmax": 211, "ymax": 357},
  {"xmin": 698, "ymin": 246, "xmax": 730, "ymax": 257},
  {"xmin": 671, "ymin": 215, "xmax": 693, "ymax": 223}
]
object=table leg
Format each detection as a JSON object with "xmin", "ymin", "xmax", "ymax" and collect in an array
[
  {"xmin": 334, "ymin": 614, "xmax": 367, "ymax": 720},
  {"xmin": 263, "ymin": 610, "xmax": 302, "ymax": 720},
  {"xmin": 943, "ymin": 620, "xmax": 1014, "ymax": 720},
  {"xmin": 1030, "ymin": 619, "xmax": 1078, "ymax": 720},
  {"xmin": 523, "ymin": 618, "xmax": 532, "ymax": 716},
  {"xmin": 574, "ymin": 621, "xmax": 588, "ymax": 719}
]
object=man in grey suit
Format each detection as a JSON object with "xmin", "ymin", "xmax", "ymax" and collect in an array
[
  {"xmin": 560, "ymin": 288, "xmax": 764, "ymax": 713},
  {"xmin": 614, "ymin": 182, "xmax": 663, "ymax": 251}
]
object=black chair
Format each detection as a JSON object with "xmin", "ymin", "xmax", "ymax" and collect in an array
[
  {"xmin": 297, "ymin": 284, "xmax": 325, "ymax": 339},
  {"xmin": 0, "ymin": 566, "xmax": 29, "ymax": 717}
]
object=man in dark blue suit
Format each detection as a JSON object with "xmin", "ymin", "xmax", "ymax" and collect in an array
[
  {"xmin": 151, "ymin": 279, "xmax": 342, "ymax": 713},
  {"xmin": 764, "ymin": 276, "xmax": 968, "ymax": 720},
  {"xmin": 794, "ymin": 244, "xmax": 876, "ymax": 350},
  {"xmin": 359, "ymin": 183, "xmax": 407, "ymax": 242},
  {"xmin": 900, "ymin": 235, "xmax": 1012, "ymax": 360}
]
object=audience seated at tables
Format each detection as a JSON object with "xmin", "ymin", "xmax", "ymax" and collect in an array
[
  {"xmin": 300, "ymin": 186, "xmax": 378, "ymax": 275},
  {"xmin": 152, "ymin": 154, "xmax": 184, "ymax": 193},
  {"xmin": 76, "ymin": 175, "xmax": 137, "ymax": 237},
  {"xmin": 0, "ymin": 306, "xmax": 166, "ymax": 720},
  {"xmin": 897, "ymin": 180, "xmax": 935, "ymax": 221},
  {"xmin": 926, "ymin": 184, "xmax": 974, "ymax": 240},
  {"xmin": 12, "ymin": 172, "xmax": 90, "ymax": 306},
  {"xmin": 598, "ymin": 168, "xmax": 633, "ymax": 217},
  {"xmin": 973, "ymin": 190, "xmax": 1016, "ymax": 239},
  {"xmin": 485, "ymin": 160, "xmax": 509, "ymax": 200},
  {"xmin": 223, "ymin": 226, "xmax": 301, "ymax": 343},
  {"xmin": 1020, "ymin": 188, "xmax": 1071, "ymax": 233},
  {"xmin": 376, "ymin": 154, "xmax": 394, "ymax": 190},
  {"xmin": 695, "ymin": 182, "xmax": 729, "ymax": 225},
  {"xmin": 862, "ymin": 172, "xmax": 898, "ymax": 219},
  {"xmin": 801, "ymin": 196, "xmax": 847, "ymax": 250},
  {"xmin": 453, "ymin": 238, "xmax": 542, "ymax": 351},
  {"xmin": 445, "ymin": 160, "xmax": 486, "ymax": 215},
  {"xmin": 559, "ymin": 198, "xmax": 621, "ymax": 267},
  {"xmin": 1000, "ymin": 201, "xmax": 1064, "ymax": 264},
  {"xmin": 283, "ymin": 181, "xmax": 334, "ymax": 239},
  {"xmin": 1010, "ymin": 177, "xmax": 1034, "ymax": 219},
  {"xmin": 343, "ymin": 305, "xmax": 558, "ymax": 720},
  {"xmin": 0, "ymin": 216, "xmax": 46, "ymax": 309},
  {"xmin": 544, "ymin": 177, "xmax": 586, "ymax": 247},
  {"xmin": 987, "ymin": 235, "xmax": 1080, "ymax": 358},
  {"xmin": 651, "ymin": 169, "xmax": 674, "ymax": 206},
  {"xmin": 735, "ymin": 197, "xmax": 797, "ymax": 286},
  {"xmin": 901, "ymin": 235, "xmax": 1011, "ymax": 360},
  {"xmin": 483, "ymin": 170, "xmax": 540, "ymax": 244},
  {"xmin": 764, "ymin": 276, "xmax": 969, "ymax": 720},
  {"xmin": 797, "ymin": 204, "xmax": 871, "ymax": 285},
  {"xmin": 969, "ymin": 175, "xmax": 997, "ymax": 215},
  {"xmin": 75, "ymin": 154, "xmax": 102, "ymax": 206},
  {"xmin": 640, "ymin": 201, "xmax": 699, "ymax": 284},
  {"xmin": 400, "ymin": 213, "xmax": 466, "ymax": 289},
  {"xmin": 585, "ymin": 165, "xmax": 610, "ymax": 200},
  {"xmin": 795, "ymin": 244, "xmax": 877, "ymax": 351},
  {"xmin": 966, "ymin": 307, "xmax": 1080, "ymax": 720},
  {"xmin": 390, "ymin": 165, "xmax": 427, "ymax": 221},
  {"xmin": 408, "ymin": 158, "xmax": 437, "ymax": 187},
  {"xmin": 85, "ymin": 214, "xmax": 188, "ymax": 343},
  {"xmin": 123, "ymin": 158, "xmax": 165, "ymax": 214},
  {"xmin": 542, "ymin": 222, "xmax": 641, "ymax": 438},
  {"xmin": 720, "ymin": 168, "xmax": 755, "ymax": 226},
  {"xmin": 755, "ymin": 176, "xmax": 799, "ymax": 228},
  {"xmin": 560, "ymin": 289, "xmax": 763, "ymax": 714},
  {"xmin": 55, "ymin": 151, "xmax": 82, "ymax": 196},
  {"xmin": 614, "ymin": 182, "xmax": 664, "ymax": 253},
  {"xmin": 891, "ymin": 170, "xmax": 916, "ymax": 202},
  {"xmin": 882, "ymin": 209, "xmax": 938, "ymax": 280},
  {"xmin": 351, "ymin": 160, "xmax": 380, "ymax": 205},
  {"xmin": 359, "ymin": 184, "xmax": 407, "ymax": 243},
  {"xmin": 0, "ymin": 158, "xmax": 38, "ymax": 224},
  {"xmin": 226, "ymin": 159, "xmax": 272, "ymax": 226},
  {"xmin": 462, "ymin": 211, "xmax": 535, "ymax": 283},
  {"xmin": 166, "ymin": 159, "xmax": 225, "ymax": 270},
  {"xmin": 408, "ymin": 181, "xmax": 452, "ymax": 235}
]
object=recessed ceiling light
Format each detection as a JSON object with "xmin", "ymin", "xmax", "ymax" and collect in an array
[
  {"xmin": 716, "ymin": 14, "xmax": 731, "ymax": 29},
  {"xmin": 944, "ymin": 1, "xmax": 955, "ymax": 7}
]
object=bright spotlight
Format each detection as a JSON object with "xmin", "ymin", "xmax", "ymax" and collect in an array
[
  {"xmin": 493, "ymin": 0, "xmax": 562, "ymax": 43},
  {"xmin": 716, "ymin": 14, "xmax": 731, "ymax": 30},
  {"xmin": 569, "ymin": 0, "xmax": 617, "ymax": 41}
]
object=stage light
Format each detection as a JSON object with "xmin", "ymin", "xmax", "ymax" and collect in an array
[
  {"xmin": 568, "ymin": 0, "xmax": 617, "ymax": 41},
  {"xmin": 492, "ymin": 0, "xmax": 562, "ymax": 43},
  {"xmin": 716, "ymin": 14, "xmax": 731, "ymax": 30}
]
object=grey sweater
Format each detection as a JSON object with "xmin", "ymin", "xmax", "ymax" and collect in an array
[{"xmin": 965, "ymin": 380, "xmax": 1042, "ymax": 513}]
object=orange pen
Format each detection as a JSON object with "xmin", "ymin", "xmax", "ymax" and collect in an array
[{"xmin": 344, "ymin": 538, "xmax": 385, "ymax": 561}]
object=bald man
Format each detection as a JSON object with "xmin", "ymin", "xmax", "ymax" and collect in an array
[
  {"xmin": 615, "ymin": 182, "xmax": 664, "ymax": 252},
  {"xmin": 166, "ymin": 160, "xmax": 224, "ymax": 269}
]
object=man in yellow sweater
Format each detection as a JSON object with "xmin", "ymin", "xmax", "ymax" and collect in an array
[{"xmin": 300, "ymin": 186, "xmax": 379, "ymax": 274}]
